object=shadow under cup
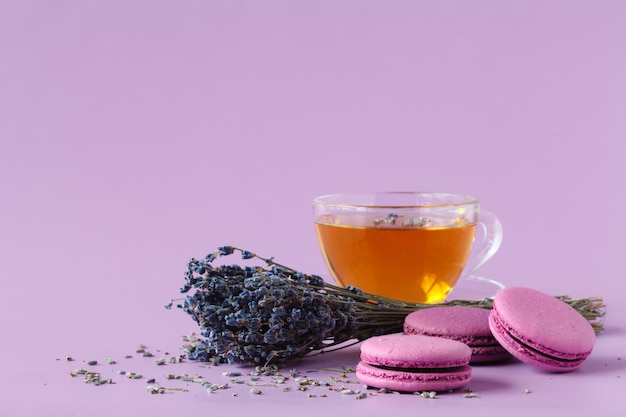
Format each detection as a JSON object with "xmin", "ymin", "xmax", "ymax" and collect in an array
[{"xmin": 313, "ymin": 192, "xmax": 500, "ymax": 304}]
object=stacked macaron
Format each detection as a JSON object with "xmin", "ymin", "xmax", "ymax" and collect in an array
[
  {"xmin": 404, "ymin": 306, "xmax": 511, "ymax": 363},
  {"xmin": 356, "ymin": 287, "xmax": 596, "ymax": 392}
]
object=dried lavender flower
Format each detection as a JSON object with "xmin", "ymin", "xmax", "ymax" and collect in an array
[{"xmin": 173, "ymin": 246, "xmax": 606, "ymax": 365}]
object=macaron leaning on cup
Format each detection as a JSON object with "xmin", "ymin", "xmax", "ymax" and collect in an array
[
  {"xmin": 356, "ymin": 333, "xmax": 472, "ymax": 392},
  {"xmin": 488, "ymin": 286, "xmax": 596, "ymax": 372}
]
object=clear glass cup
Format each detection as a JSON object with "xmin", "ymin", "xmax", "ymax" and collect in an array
[{"xmin": 313, "ymin": 192, "xmax": 503, "ymax": 304}]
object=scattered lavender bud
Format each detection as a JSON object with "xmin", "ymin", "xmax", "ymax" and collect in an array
[
  {"xmin": 249, "ymin": 388, "xmax": 262, "ymax": 395},
  {"xmin": 295, "ymin": 376, "xmax": 312, "ymax": 385},
  {"xmin": 419, "ymin": 391, "xmax": 436, "ymax": 399},
  {"xmin": 86, "ymin": 360, "xmax": 98, "ymax": 366},
  {"xmin": 146, "ymin": 385, "xmax": 165, "ymax": 394},
  {"xmin": 82, "ymin": 370, "xmax": 113, "ymax": 386},
  {"xmin": 272, "ymin": 375, "xmax": 287, "ymax": 384}
]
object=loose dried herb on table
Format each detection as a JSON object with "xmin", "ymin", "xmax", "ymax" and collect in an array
[{"xmin": 169, "ymin": 246, "xmax": 605, "ymax": 365}]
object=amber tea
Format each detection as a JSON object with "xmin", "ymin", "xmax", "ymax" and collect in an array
[
  {"xmin": 315, "ymin": 220, "xmax": 476, "ymax": 304},
  {"xmin": 313, "ymin": 192, "xmax": 502, "ymax": 304}
]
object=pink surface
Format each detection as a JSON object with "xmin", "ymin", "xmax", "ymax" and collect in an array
[{"xmin": 1, "ymin": 1, "xmax": 625, "ymax": 416}]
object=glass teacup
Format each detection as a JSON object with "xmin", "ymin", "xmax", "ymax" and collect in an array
[{"xmin": 313, "ymin": 192, "xmax": 503, "ymax": 304}]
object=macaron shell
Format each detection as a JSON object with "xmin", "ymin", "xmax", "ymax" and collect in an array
[
  {"xmin": 490, "ymin": 287, "xmax": 596, "ymax": 371},
  {"xmin": 404, "ymin": 306, "xmax": 510, "ymax": 363},
  {"xmin": 356, "ymin": 362, "xmax": 472, "ymax": 392},
  {"xmin": 360, "ymin": 333, "xmax": 472, "ymax": 369},
  {"xmin": 404, "ymin": 306, "xmax": 495, "ymax": 340},
  {"xmin": 468, "ymin": 345, "xmax": 512, "ymax": 363},
  {"xmin": 489, "ymin": 311, "xmax": 585, "ymax": 371}
]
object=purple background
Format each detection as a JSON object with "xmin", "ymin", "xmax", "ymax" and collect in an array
[{"xmin": 1, "ymin": 1, "xmax": 625, "ymax": 416}]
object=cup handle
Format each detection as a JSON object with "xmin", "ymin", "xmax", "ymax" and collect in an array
[{"xmin": 461, "ymin": 209, "xmax": 503, "ymax": 277}]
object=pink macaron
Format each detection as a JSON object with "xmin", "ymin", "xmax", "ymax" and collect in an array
[
  {"xmin": 488, "ymin": 286, "xmax": 596, "ymax": 372},
  {"xmin": 404, "ymin": 306, "xmax": 511, "ymax": 363},
  {"xmin": 356, "ymin": 333, "xmax": 472, "ymax": 392}
]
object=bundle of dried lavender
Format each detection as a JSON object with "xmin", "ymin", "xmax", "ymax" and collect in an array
[{"xmin": 170, "ymin": 246, "xmax": 605, "ymax": 365}]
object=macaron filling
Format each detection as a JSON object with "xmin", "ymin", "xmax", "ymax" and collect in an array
[{"xmin": 367, "ymin": 363, "xmax": 471, "ymax": 373}]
